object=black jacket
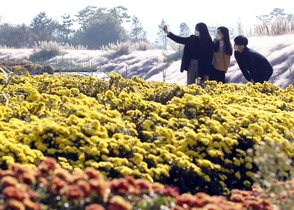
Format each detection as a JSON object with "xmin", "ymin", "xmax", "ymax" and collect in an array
[
  {"xmin": 167, "ymin": 33, "xmax": 213, "ymax": 77},
  {"xmin": 234, "ymin": 47, "xmax": 273, "ymax": 82}
]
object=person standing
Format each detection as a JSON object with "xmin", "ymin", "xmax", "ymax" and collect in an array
[
  {"xmin": 210, "ymin": 26, "xmax": 233, "ymax": 83},
  {"xmin": 163, "ymin": 22, "xmax": 213, "ymax": 85},
  {"xmin": 234, "ymin": 35, "xmax": 273, "ymax": 84}
]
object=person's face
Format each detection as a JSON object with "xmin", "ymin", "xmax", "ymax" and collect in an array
[
  {"xmin": 194, "ymin": 27, "xmax": 200, "ymax": 36},
  {"xmin": 234, "ymin": 44, "xmax": 245, "ymax": 52},
  {"xmin": 216, "ymin": 29, "xmax": 223, "ymax": 40}
]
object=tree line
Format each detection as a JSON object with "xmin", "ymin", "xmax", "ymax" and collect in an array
[
  {"xmin": 0, "ymin": 6, "xmax": 148, "ymax": 49},
  {"xmin": 0, "ymin": 7, "xmax": 292, "ymax": 50}
]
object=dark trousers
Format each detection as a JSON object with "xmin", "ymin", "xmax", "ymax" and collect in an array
[{"xmin": 210, "ymin": 66, "xmax": 226, "ymax": 83}]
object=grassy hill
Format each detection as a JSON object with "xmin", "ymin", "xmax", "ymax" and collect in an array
[{"xmin": 0, "ymin": 34, "xmax": 293, "ymax": 88}]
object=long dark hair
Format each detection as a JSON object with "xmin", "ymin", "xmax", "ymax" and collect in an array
[
  {"xmin": 196, "ymin": 22, "xmax": 212, "ymax": 46},
  {"xmin": 213, "ymin": 26, "xmax": 232, "ymax": 55}
]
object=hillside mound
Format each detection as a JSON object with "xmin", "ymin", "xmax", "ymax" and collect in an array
[{"xmin": 0, "ymin": 34, "xmax": 293, "ymax": 88}]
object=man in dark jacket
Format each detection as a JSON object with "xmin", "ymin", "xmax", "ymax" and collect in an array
[{"xmin": 234, "ymin": 35, "xmax": 273, "ymax": 83}]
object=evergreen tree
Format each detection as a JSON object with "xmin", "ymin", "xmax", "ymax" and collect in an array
[
  {"xmin": 57, "ymin": 14, "xmax": 75, "ymax": 44},
  {"xmin": 30, "ymin": 12, "xmax": 59, "ymax": 42},
  {"xmin": 256, "ymin": 8, "xmax": 293, "ymax": 23},
  {"xmin": 130, "ymin": 16, "xmax": 146, "ymax": 42},
  {"xmin": 75, "ymin": 13, "xmax": 127, "ymax": 49},
  {"xmin": 107, "ymin": 6, "xmax": 131, "ymax": 24},
  {"xmin": 155, "ymin": 19, "xmax": 169, "ymax": 50},
  {"xmin": 75, "ymin": 6, "xmax": 97, "ymax": 26},
  {"xmin": 179, "ymin": 22, "xmax": 191, "ymax": 37},
  {"xmin": 72, "ymin": 6, "xmax": 129, "ymax": 49}
]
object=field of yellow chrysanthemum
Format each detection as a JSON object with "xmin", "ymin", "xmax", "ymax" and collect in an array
[{"xmin": 0, "ymin": 71, "xmax": 294, "ymax": 197}]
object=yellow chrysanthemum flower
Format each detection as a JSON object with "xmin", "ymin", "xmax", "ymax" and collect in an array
[
  {"xmin": 244, "ymin": 156, "xmax": 253, "ymax": 162},
  {"xmin": 101, "ymin": 154, "xmax": 108, "ymax": 161},
  {"xmin": 203, "ymin": 175, "xmax": 211, "ymax": 182},
  {"xmin": 219, "ymin": 181, "xmax": 226, "ymax": 187},
  {"xmin": 197, "ymin": 159, "xmax": 212, "ymax": 168},
  {"xmin": 243, "ymin": 180, "xmax": 251, "ymax": 186},
  {"xmin": 233, "ymin": 158, "xmax": 241, "ymax": 166},
  {"xmin": 118, "ymin": 166, "xmax": 133, "ymax": 176},
  {"xmin": 245, "ymin": 162, "xmax": 253, "ymax": 169},
  {"xmin": 235, "ymin": 171, "xmax": 241, "ymax": 179},
  {"xmin": 246, "ymin": 171, "xmax": 255, "ymax": 177}
]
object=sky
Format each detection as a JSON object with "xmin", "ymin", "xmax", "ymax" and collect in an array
[{"xmin": 1, "ymin": 0, "xmax": 294, "ymax": 43}]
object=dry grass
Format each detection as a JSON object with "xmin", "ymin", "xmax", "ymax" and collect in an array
[
  {"xmin": 163, "ymin": 42, "xmax": 184, "ymax": 63},
  {"xmin": 29, "ymin": 41, "xmax": 65, "ymax": 62},
  {"xmin": 62, "ymin": 43, "xmax": 88, "ymax": 50},
  {"xmin": 254, "ymin": 20, "xmax": 270, "ymax": 36},
  {"xmin": 100, "ymin": 40, "xmax": 153, "ymax": 59},
  {"xmin": 0, "ymin": 45, "xmax": 14, "ymax": 49},
  {"xmin": 254, "ymin": 17, "xmax": 294, "ymax": 36},
  {"xmin": 100, "ymin": 41, "xmax": 131, "ymax": 59},
  {"xmin": 132, "ymin": 40, "xmax": 153, "ymax": 51}
]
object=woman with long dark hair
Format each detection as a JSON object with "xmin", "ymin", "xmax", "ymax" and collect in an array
[
  {"xmin": 163, "ymin": 22, "xmax": 213, "ymax": 85},
  {"xmin": 209, "ymin": 26, "xmax": 233, "ymax": 83}
]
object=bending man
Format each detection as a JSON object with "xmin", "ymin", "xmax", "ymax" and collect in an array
[{"xmin": 234, "ymin": 35, "xmax": 273, "ymax": 83}]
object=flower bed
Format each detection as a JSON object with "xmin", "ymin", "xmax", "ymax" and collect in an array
[
  {"xmin": 0, "ymin": 158, "xmax": 277, "ymax": 209},
  {"xmin": 0, "ymin": 61, "xmax": 54, "ymax": 75},
  {"xmin": 0, "ymin": 72, "xmax": 294, "ymax": 208}
]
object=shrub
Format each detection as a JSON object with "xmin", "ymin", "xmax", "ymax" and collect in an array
[
  {"xmin": 0, "ymin": 61, "xmax": 54, "ymax": 75},
  {"xmin": 43, "ymin": 64, "xmax": 55, "ymax": 74},
  {"xmin": 163, "ymin": 42, "xmax": 184, "ymax": 63},
  {"xmin": 100, "ymin": 41, "xmax": 131, "ymax": 59},
  {"xmin": 29, "ymin": 41, "xmax": 65, "ymax": 63},
  {"xmin": 132, "ymin": 40, "xmax": 153, "ymax": 51}
]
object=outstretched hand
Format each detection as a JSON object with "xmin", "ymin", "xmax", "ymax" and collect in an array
[{"xmin": 162, "ymin": 25, "xmax": 169, "ymax": 34}]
